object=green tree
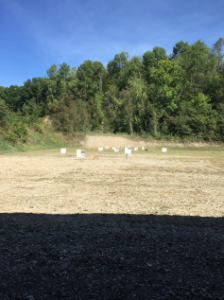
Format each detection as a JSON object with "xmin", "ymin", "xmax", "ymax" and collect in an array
[
  {"xmin": 46, "ymin": 64, "xmax": 59, "ymax": 103},
  {"xmin": 91, "ymin": 61, "xmax": 106, "ymax": 92},
  {"xmin": 46, "ymin": 64, "xmax": 58, "ymax": 78},
  {"xmin": 153, "ymin": 46, "xmax": 167, "ymax": 66},
  {"xmin": 213, "ymin": 37, "xmax": 224, "ymax": 73},
  {"xmin": 52, "ymin": 94, "xmax": 78, "ymax": 133},
  {"xmin": 149, "ymin": 60, "xmax": 180, "ymax": 112},
  {"xmin": 76, "ymin": 60, "xmax": 93, "ymax": 101},
  {"xmin": 0, "ymin": 98, "xmax": 7, "ymax": 120},
  {"xmin": 107, "ymin": 52, "xmax": 129, "ymax": 89},
  {"xmin": 121, "ymin": 90, "xmax": 134, "ymax": 134},
  {"xmin": 172, "ymin": 41, "xmax": 189, "ymax": 59},
  {"xmin": 142, "ymin": 50, "xmax": 156, "ymax": 83},
  {"xmin": 58, "ymin": 62, "xmax": 70, "ymax": 90},
  {"xmin": 176, "ymin": 40, "xmax": 217, "ymax": 101},
  {"xmin": 128, "ymin": 77, "xmax": 148, "ymax": 132}
]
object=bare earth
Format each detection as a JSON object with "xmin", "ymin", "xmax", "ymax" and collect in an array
[
  {"xmin": 1, "ymin": 138, "xmax": 224, "ymax": 299},
  {"xmin": 81, "ymin": 135, "xmax": 217, "ymax": 148}
]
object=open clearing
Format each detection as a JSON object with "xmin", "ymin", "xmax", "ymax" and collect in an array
[
  {"xmin": 1, "ymin": 146, "xmax": 224, "ymax": 217},
  {"xmin": 1, "ymin": 141, "xmax": 224, "ymax": 299}
]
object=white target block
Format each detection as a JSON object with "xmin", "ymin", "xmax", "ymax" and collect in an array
[
  {"xmin": 114, "ymin": 147, "xmax": 119, "ymax": 152},
  {"xmin": 142, "ymin": 147, "xmax": 145, "ymax": 150},
  {"xmin": 77, "ymin": 149, "xmax": 82, "ymax": 158},
  {"xmin": 162, "ymin": 148, "xmax": 167, "ymax": 153},
  {"xmin": 134, "ymin": 147, "xmax": 138, "ymax": 151},
  {"xmin": 98, "ymin": 147, "xmax": 103, "ymax": 152},
  {"xmin": 125, "ymin": 148, "xmax": 132, "ymax": 156},
  {"xmin": 61, "ymin": 148, "xmax": 66, "ymax": 154},
  {"xmin": 106, "ymin": 146, "xmax": 109, "ymax": 149},
  {"xmin": 81, "ymin": 149, "xmax": 85, "ymax": 158}
]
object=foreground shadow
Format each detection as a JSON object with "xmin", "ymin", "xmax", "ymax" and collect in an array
[{"xmin": 0, "ymin": 213, "xmax": 224, "ymax": 300}]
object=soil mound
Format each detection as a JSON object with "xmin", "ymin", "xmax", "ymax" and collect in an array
[{"xmin": 81, "ymin": 135, "xmax": 218, "ymax": 148}]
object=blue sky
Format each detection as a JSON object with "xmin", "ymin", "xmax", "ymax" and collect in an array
[{"xmin": 0, "ymin": 0, "xmax": 223, "ymax": 87}]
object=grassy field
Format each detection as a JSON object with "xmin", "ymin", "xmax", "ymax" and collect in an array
[{"xmin": 1, "ymin": 145, "xmax": 224, "ymax": 218}]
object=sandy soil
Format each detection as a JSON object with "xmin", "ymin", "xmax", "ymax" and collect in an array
[
  {"xmin": 81, "ymin": 135, "xmax": 221, "ymax": 148},
  {"xmin": 0, "ymin": 148, "xmax": 224, "ymax": 217}
]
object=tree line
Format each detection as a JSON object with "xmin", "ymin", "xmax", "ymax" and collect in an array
[{"xmin": 0, "ymin": 38, "xmax": 224, "ymax": 141}]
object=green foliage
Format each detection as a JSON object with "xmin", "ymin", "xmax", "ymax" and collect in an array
[
  {"xmin": 153, "ymin": 46, "xmax": 167, "ymax": 66},
  {"xmin": 191, "ymin": 92, "xmax": 211, "ymax": 109},
  {"xmin": 13, "ymin": 122, "xmax": 28, "ymax": 140},
  {"xmin": 212, "ymin": 38, "xmax": 224, "ymax": 72},
  {"xmin": 4, "ymin": 131, "xmax": 18, "ymax": 144},
  {"xmin": 0, "ymin": 38, "xmax": 224, "ymax": 142},
  {"xmin": 172, "ymin": 41, "xmax": 189, "ymax": 58},
  {"xmin": 47, "ymin": 64, "xmax": 58, "ymax": 78},
  {"xmin": 58, "ymin": 62, "xmax": 70, "ymax": 78},
  {"xmin": 52, "ymin": 94, "xmax": 79, "ymax": 133},
  {"xmin": 32, "ymin": 123, "xmax": 43, "ymax": 133},
  {"xmin": 0, "ymin": 98, "xmax": 8, "ymax": 120},
  {"xmin": 0, "ymin": 137, "xmax": 15, "ymax": 152}
]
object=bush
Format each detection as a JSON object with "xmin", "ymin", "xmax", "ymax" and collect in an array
[
  {"xmin": 0, "ymin": 119, "xmax": 7, "ymax": 127},
  {"xmin": 0, "ymin": 98, "xmax": 7, "ymax": 120},
  {"xmin": 4, "ymin": 131, "xmax": 18, "ymax": 144},
  {"xmin": 0, "ymin": 138, "xmax": 15, "ymax": 151},
  {"xmin": 13, "ymin": 122, "xmax": 28, "ymax": 139},
  {"xmin": 32, "ymin": 123, "xmax": 43, "ymax": 133}
]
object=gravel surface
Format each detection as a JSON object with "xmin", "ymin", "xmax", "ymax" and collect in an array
[{"xmin": 1, "ymin": 213, "xmax": 224, "ymax": 300}]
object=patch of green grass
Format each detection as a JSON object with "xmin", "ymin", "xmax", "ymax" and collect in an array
[{"xmin": 0, "ymin": 137, "xmax": 17, "ymax": 152}]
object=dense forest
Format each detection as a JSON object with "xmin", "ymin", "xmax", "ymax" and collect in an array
[{"xmin": 0, "ymin": 38, "xmax": 224, "ymax": 145}]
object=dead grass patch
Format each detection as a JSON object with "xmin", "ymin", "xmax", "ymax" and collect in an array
[{"xmin": 0, "ymin": 148, "xmax": 224, "ymax": 217}]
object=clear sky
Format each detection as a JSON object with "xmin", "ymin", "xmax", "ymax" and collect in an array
[{"xmin": 0, "ymin": 0, "xmax": 223, "ymax": 87}]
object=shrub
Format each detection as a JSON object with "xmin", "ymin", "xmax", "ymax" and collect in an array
[
  {"xmin": 0, "ymin": 119, "xmax": 7, "ymax": 127},
  {"xmin": 0, "ymin": 138, "xmax": 14, "ymax": 152},
  {"xmin": 33, "ymin": 123, "xmax": 43, "ymax": 133},
  {"xmin": 0, "ymin": 98, "xmax": 7, "ymax": 120},
  {"xmin": 4, "ymin": 132, "xmax": 18, "ymax": 144},
  {"xmin": 13, "ymin": 122, "xmax": 28, "ymax": 139}
]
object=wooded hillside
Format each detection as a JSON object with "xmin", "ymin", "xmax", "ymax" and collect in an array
[{"xmin": 0, "ymin": 38, "xmax": 224, "ymax": 145}]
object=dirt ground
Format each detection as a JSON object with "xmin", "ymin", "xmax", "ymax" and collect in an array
[
  {"xmin": 1, "ymin": 145, "xmax": 224, "ymax": 217},
  {"xmin": 81, "ymin": 135, "xmax": 221, "ymax": 148},
  {"xmin": 1, "ymin": 139, "xmax": 224, "ymax": 299}
]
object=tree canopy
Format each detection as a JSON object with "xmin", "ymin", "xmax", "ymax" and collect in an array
[{"xmin": 1, "ymin": 38, "xmax": 224, "ymax": 141}]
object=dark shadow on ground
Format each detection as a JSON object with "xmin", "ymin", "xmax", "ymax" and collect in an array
[{"xmin": 0, "ymin": 213, "xmax": 224, "ymax": 300}]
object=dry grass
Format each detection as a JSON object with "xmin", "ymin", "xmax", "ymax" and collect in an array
[{"xmin": 0, "ymin": 146, "xmax": 224, "ymax": 218}]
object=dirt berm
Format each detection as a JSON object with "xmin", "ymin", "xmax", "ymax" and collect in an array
[{"xmin": 80, "ymin": 135, "xmax": 218, "ymax": 148}]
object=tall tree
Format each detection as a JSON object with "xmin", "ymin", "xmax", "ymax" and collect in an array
[
  {"xmin": 58, "ymin": 62, "xmax": 70, "ymax": 90},
  {"xmin": 153, "ymin": 46, "xmax": 167, "ymax": 66},
  {"xmin": 46, "ymin": 64, "xmax": 58, "ymax": 78},
  {"xmin": 142, "ymin": 51, "xmax": 156, "ymax": 83},
  {"xmin": 0, "ymin": 98, "xmax": 7, "ymax": 121},
  {"xmin": 76, "ymin": 60, "xmax": 93, "ymax": 101},
  {"xmin": 107, "ymin": 52, "xmax": 129, "ymax": 89},
  {"xmin": 213, "ymin": 37, "xmax": 224, "ymax": 72},
  {"xmin": 46, "ymin": 64, "xmax": 59, "ymax": 104},
  {"xmin": 176, "ymin": 40, "xmax": 216, "ymax": 100},
  {"xmin": 172, "ymin": 41, "xmax": 189, "ymax": 58}
]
